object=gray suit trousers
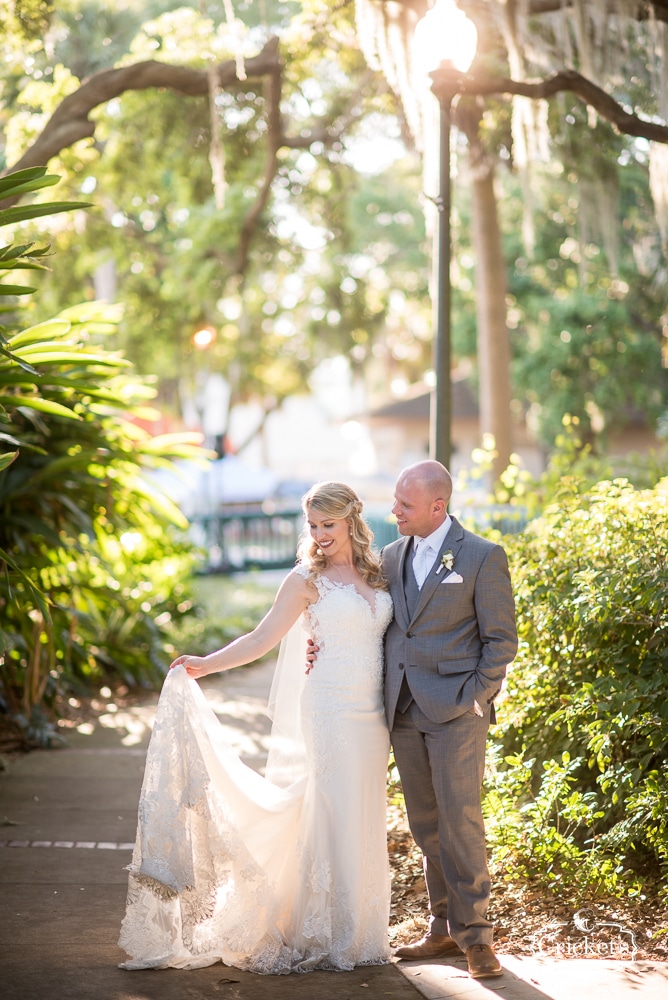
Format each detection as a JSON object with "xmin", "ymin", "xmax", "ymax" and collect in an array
[{"xmin": 391, "ymin": 699, "xmax": 493, "ymax": 949}]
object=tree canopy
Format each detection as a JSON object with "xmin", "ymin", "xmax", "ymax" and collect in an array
[{"xmin": 1, "ymin": 0, "xmax": 666, "ymax": 457}]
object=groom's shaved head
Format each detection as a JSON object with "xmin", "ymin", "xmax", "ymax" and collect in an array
[
  {"xmin": 392, "ymin": 461, "xmax": 452, "ymax": 537},
  {"xmin": 400, "ymin": 461, "xmax": 453, "ymax": 505}
]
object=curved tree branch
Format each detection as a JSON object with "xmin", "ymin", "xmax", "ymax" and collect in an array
[
  {"xmin": 456, "ymin": 68, "xmax": 668, "ymax": 144},
  {"xmin": 376, "ymin": 0, "xmax": 668, "ymax": 26},
  {"xmin": 2, "ymin": 37, "xmax": 282, "ymax": 195},
  {"xmin": 522, "ymin": 0, "xmax": 668, "ymax": 21},
  {"xmin": 2, "ymin": 33, "xmax": 380, "ymax": 282}
]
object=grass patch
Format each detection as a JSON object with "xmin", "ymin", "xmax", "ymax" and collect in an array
[{"xmin": 165, "ymin": 570, "xmax": 284, "ymax": 661}]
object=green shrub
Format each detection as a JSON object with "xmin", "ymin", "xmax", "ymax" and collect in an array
[
  {"xmin": 488, "ymin": 477, "xmax": 668, "ymax": 893},
  {"xmin": 0, "ymin": 302, "xmax": 209, "ymax": 733},
  {"xmin": 0, "ymin": 168, "xmax": 208, "ymax": 742},
  {"xmin": 484, "ymin": 745, "xmax": 642, "ymax": 898}
]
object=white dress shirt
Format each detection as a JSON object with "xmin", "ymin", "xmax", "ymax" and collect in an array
[{"xmin": 412, "ymin": 515, "xmax": 452, "ymax": 589}]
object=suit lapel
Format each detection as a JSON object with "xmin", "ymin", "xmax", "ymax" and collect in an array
[{"xmin": 408, "ymin": 518, "xmax": 466, "ymax": 625}]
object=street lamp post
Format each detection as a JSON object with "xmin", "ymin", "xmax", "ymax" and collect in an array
[
  {"xmin": 413, "ymin": 1, "xmax": 477, "ymax": 469},
  {"xmin": 431, "ymin": 70, "xmax": 455, "ymax": 468}
]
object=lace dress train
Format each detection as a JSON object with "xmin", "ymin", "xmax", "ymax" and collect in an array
[{"xmin": 118, "ymin": 573, "xmax": 393, "ymax": 974}]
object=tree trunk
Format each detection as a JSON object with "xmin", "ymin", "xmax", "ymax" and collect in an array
[{"xmin": 461, "ymin": 107, "xmax": 513, "ymax": 483}]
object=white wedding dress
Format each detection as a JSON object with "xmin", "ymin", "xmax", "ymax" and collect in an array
[{"xmin": 118, "ymin": 569, "xmax": 393, "ymax": 974}]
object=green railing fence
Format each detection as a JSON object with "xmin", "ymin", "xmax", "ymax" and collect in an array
[
  {"xmin": 190, "ymin": 504, "xmax": 527, "ymax": 574},
  {"xmin": 190, "ymin": 510, "xmax": 400, "ymax": 573}
]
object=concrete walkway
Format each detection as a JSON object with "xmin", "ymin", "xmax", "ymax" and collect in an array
[{"xmin": 1, "ymin": 660, "xmax": 667, "ymax": 1000}]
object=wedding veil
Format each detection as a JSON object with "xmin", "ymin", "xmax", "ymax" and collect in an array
[{"xmin": 265, "ymin": 614, "xmax": 310, "ymax": 789}]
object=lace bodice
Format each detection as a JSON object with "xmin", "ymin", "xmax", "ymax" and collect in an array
[{"xmin": 299, "ymin": 569, "xmax": 393, "ymax": 708}]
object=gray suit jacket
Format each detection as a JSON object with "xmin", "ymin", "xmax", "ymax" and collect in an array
[{"xmin": 382, "ymin": 517, "xmax": 517, "ymax": 730}]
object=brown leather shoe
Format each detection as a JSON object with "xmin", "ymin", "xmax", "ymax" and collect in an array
[
  {"xmin": 394, "ymin": 932, "xmax": 460, "ymax": 960},
  {"xmin": 466, "ymin": 943, "xmax": 503, "ymax": 978}
]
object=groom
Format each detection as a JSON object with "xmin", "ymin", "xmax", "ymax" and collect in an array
[{"xmin": 383, "ymin": 460, "xmax": 517, "ymax": 979}]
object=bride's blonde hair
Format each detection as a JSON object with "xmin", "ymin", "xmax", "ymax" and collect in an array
[{"xmin": 296, "ymin": 481, "xmax": 387, "ymax": 590}]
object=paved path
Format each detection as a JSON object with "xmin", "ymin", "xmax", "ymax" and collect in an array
[{"xmin": 1, "ymin": 660, "xmax": 667, "ymax": 1000}]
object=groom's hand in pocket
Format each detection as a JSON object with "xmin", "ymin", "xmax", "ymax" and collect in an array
[{"xmin": 305, "ymin": 638, "xmax": 319, "ymax": 674}]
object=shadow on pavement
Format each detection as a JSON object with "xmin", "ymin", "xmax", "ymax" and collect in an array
[{"xmin": 2, "ymin": 661, "xmax": 666, "ymax": 1000}]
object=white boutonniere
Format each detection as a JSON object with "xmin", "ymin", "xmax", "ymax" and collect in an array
[{"xmin": 436, "ymin": 549, "xmax": 455, "ymax": 574}]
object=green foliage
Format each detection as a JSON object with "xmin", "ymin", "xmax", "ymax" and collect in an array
[
  {"xmin": 3, "ymin": 0, "xmax": 667, "ymax": 464},
  {"xmin": 170, "ymin": 573, "xmax": 278, "ymax": 659},
  {"xmin": 0, "ymin": 167, "xmax": 89, "ymax": 321},
  {"xmin": 3, "ymin": 2, "xmax": 431, "ymax": 433},
  {"xmin": 0, "ymin": 166, "xmax": 208, "ymax": 744},
  {"xmin": 484, "ymin": 746, "xmax": 640, "ymax": 898},
  {"xmin": 488, "ymin": 477, "xmax": 668, "ymax": 893},
  {"xmin": 502, "ymin": 129, "xmax": 666, "ymax": 450},
  {"xmin": 460, "ymin": 418, "xmax": 667, "ymax": 527},
  {"xmin": 2, "ymin": 1, "xmax": 53, "ymax": 43},
  {"xmin": 0, "ymin": 298, "xmax": 206, "ymax": 731}
]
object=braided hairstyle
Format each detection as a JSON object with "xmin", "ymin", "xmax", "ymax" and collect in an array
[{"xmin": 296, "ymin": 481, "xmax": 387, "ymax": 590}]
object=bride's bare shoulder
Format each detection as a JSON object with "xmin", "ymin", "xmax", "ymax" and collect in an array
[{"xmin": 282, "ymin": 565, "xmax": 319, "ymax": 604}]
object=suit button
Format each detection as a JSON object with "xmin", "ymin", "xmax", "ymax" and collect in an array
[
  {"xmin": 406, "ymin": 631, "xmax": 414, "ymax": 638},
  {"xmin": 399, "ymin": 662, "xmax": 404, "ymax": 671}
]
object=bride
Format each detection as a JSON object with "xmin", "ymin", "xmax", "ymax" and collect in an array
[{"xmin": 118, "ymin": 481, "xmax": 393, "ymax": 974}]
